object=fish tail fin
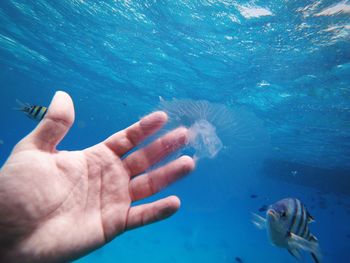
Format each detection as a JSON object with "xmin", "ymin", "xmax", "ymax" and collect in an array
[
  {"xmin": 13, "ymin": 99, "xmax": 30, "ymax": 111},
  {"xmin": 251, "ymin": 213, "xmax": 266, "ymax": 229}
]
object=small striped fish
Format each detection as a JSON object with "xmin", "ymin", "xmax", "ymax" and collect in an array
[
  {"xmin": 252, "ymin": 198, "xmax": 322, "ymax": 263},
  {"xmin": 15, "ymin": 99, "xmax": 48, "ymax": 121}
]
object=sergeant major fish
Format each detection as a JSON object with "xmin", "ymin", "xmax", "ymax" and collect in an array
[
  {"xmin": 15, "ymin": 99, "xmax": 48, "ymax": 121},
  {"xmin": 252, "ymin": 198, "xmax": 322, "ymax": 263}
]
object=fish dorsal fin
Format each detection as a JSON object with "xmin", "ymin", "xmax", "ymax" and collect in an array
[
  {"xmin": 288, "ymin": 247, "xmax": 302, "ymax": 260},
  {"xmin": 307, "ymin": 211, "xmax": 315, "ymax": 223},
  {"xmin": 309, "ymin": 235, "xmax": 318, "ymax": 243}
]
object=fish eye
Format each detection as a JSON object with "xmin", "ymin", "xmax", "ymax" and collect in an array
[{"xmin": 281, "ymin": 212, "xmax": 287, "ymax": 218}]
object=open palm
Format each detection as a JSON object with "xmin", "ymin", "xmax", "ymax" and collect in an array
[{"xmin": 0, "ymin": 92, "xmax": 194, "ymax": 263}]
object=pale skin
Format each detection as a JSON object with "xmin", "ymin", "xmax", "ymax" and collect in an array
[{"xmin": 0, "ymin": 91, "xmax": 195, "ymax": 263}]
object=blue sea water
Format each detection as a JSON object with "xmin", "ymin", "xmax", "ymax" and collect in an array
[{"xmin": 0, "ymin": 0, "xmax": 349, "ymax": 262}]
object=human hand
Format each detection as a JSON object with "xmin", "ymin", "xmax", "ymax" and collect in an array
[{"xmin": 0, "ymin": 91, "xmax": 194, "ymax": 262}]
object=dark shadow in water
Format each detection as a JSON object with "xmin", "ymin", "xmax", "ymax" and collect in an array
[{"xmin": 262, "ymin": 159, "xmax": 350, "ymax": 195}]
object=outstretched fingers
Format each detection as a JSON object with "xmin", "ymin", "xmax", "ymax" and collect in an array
[
  {"xmin": 104, "ymin": 111, "xmax": 168, "ymax": 156},
  {"xmin": 129, "ymin": 156, "xmax": 195, "ymax": 201},
  {"xmin": 123, "ymin": 127, "xmax": 189, "ymax": 177},
  {"xmin": 125, "ymin": 196, "xmax": 181, "ymax": 230}
]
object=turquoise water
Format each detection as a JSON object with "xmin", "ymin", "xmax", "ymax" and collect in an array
[{"xmin": 0, "ymin": 0, "xmax": 349, "ymax": 262}]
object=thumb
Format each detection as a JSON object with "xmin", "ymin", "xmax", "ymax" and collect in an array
[{"xmin": 25, "ymin": 91, "xmax": 75, "ymax": 152}]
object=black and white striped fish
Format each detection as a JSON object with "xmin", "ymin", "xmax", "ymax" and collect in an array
[
  {"xmin": 252, "ymin": 198, "xmax": 322, "ymax": 263},
  {"xmin": 15, "ymin": 99, "xmax": 48, "ymax": 121}
]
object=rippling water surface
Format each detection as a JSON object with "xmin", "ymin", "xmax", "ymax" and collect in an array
[{"xmin": 0, "ymin": 1, "xmax": 349, "ymax": 262}]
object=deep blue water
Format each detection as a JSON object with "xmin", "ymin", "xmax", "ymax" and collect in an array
[{"xmin": 0, "ymin": 0, "xmax": 350, "ymax": 262}]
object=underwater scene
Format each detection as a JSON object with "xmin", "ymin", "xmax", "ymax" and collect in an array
[{"xmin": 0, "ymin": 0, "xmax": 349, "ymax": 262}]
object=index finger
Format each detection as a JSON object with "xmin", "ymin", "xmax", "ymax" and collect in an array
[{"xmin": 104, "ymin": 111, "xmax": 168, "ymax": 156}]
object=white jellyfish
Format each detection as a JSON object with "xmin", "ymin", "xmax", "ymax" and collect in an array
[
  {"xmin": 159, "ymin": 98, "xmax": 269, "ymax": 161},
  {"xmin": 188, "ymin": 119, "xmax": 222, "ymax": 159}
]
